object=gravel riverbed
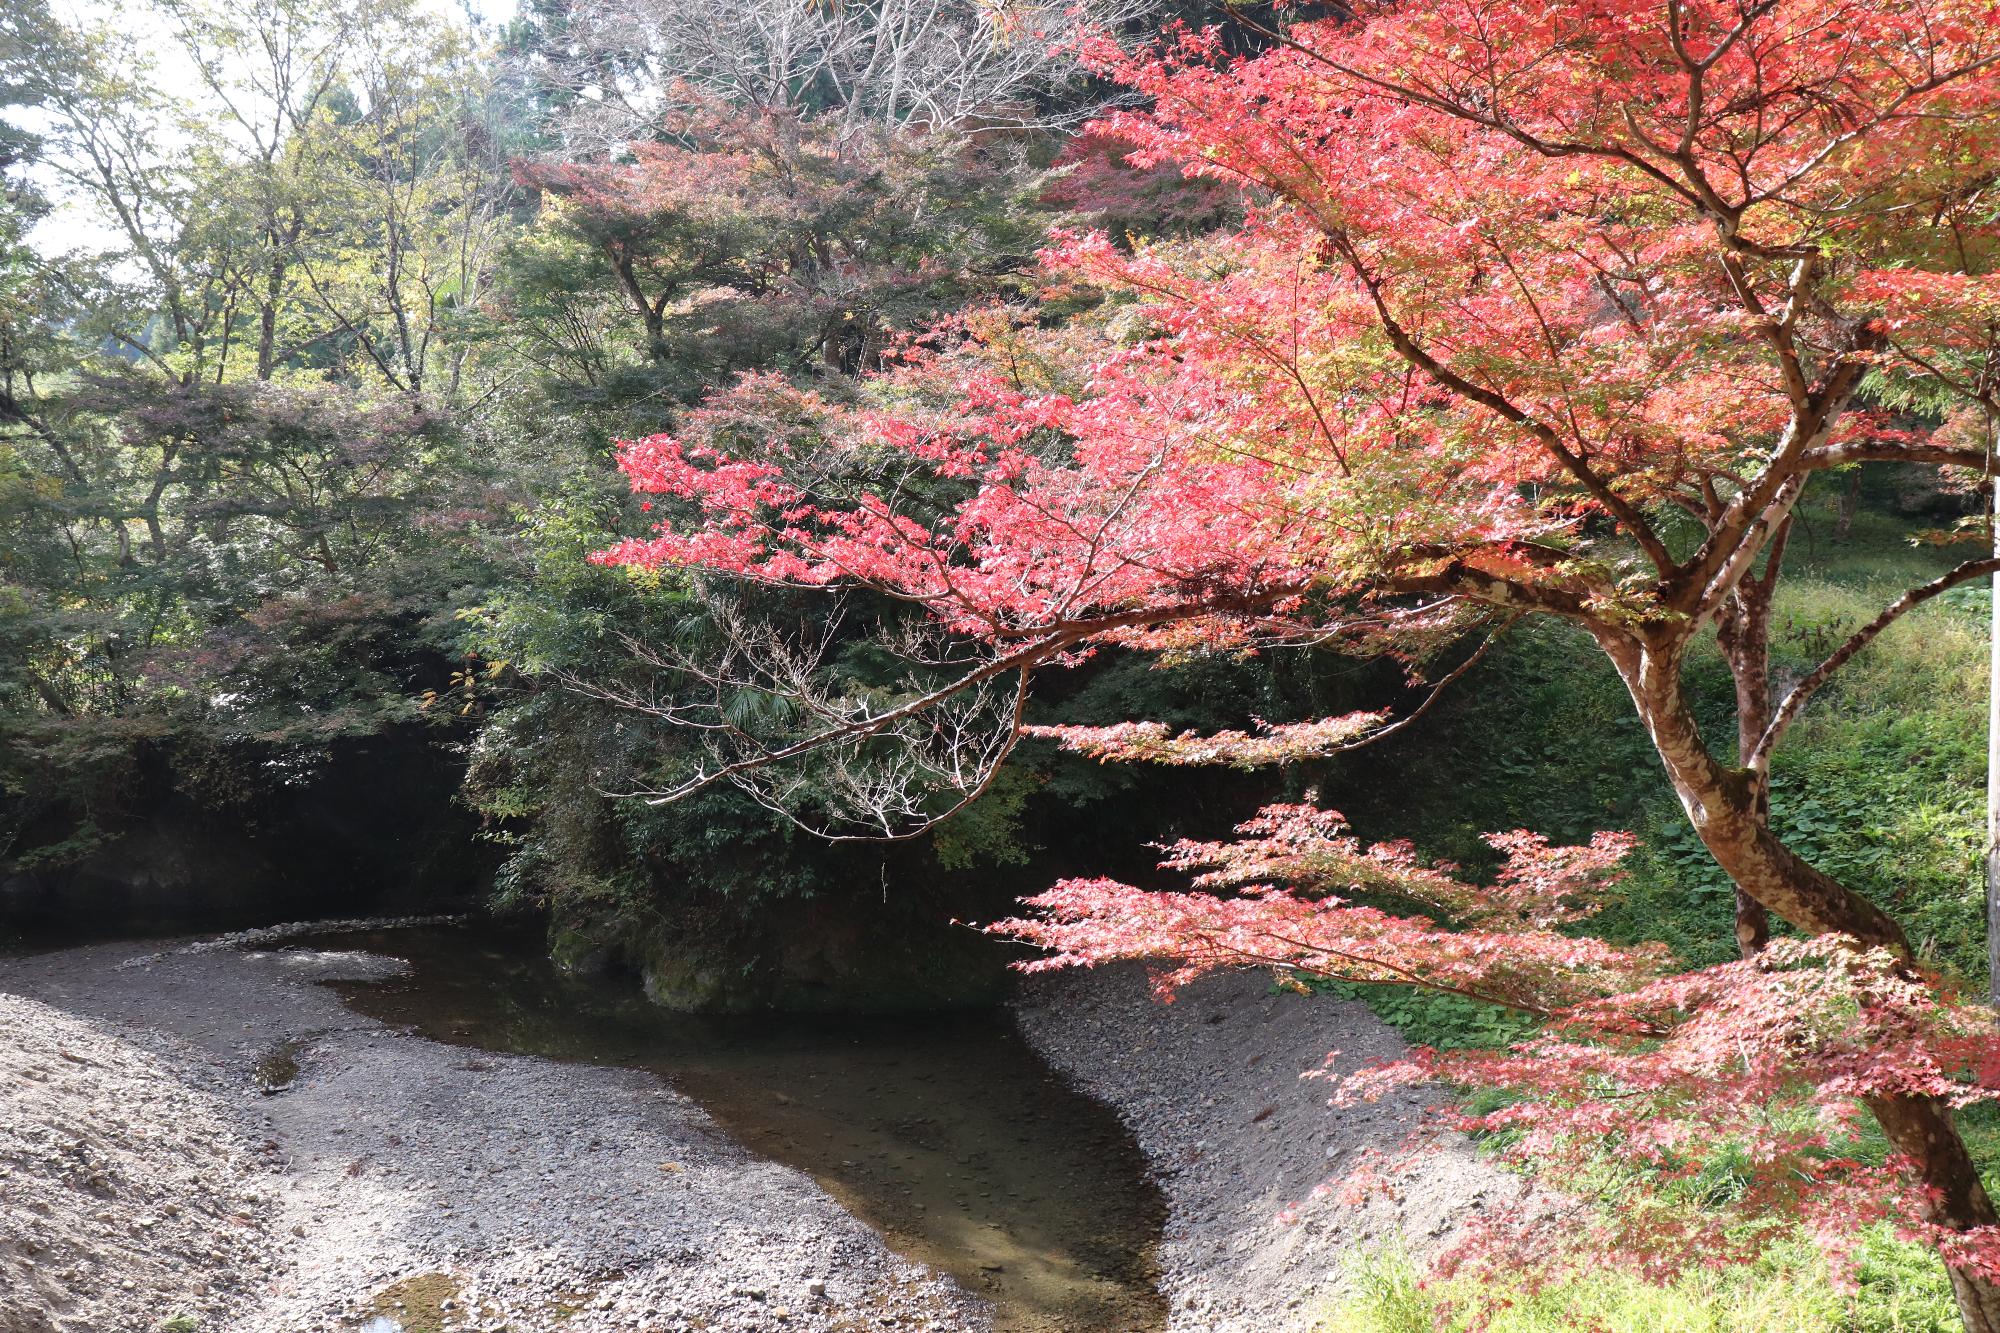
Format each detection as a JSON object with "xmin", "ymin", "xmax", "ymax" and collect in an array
[
  {"xmin": 2, "ymin": 927, "xmax": 979, "ymax": 1333},
  {"xmin": 1017, "ymin": 966, "xmax": 1533, "ymax": 1333},
  {"xmin": 2, "ymin": 926, "xmax": 1514, "ymax": 1333}
]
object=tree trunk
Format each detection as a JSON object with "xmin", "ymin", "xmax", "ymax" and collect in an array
[
  {"xmin": 1718, "ymin": 566, "xmax": 1779, "ymax": 959},
  {"xmin": 1870, "ymin": 1094, "xmax": 2000, "ymax": 1332},
  {"xmin": 1953, "ymin": 1268, "xmax": 2000, "ymax": 1333},
  {"xmin": 1599, "ymin": 630, "xmax": 2000, "ymax": 1331},
  {"xmin": 1988, "ymin": 472, "xmax": 2000, "ymax": 1006},
  {"xmin": 823, "ymin": 313, "xmax": 845, "ymax": 373},
  {"xmin": 1603, "ymin": 633, "xmax": 1910, "ymax": 947},
  {"xmin": 608, "ymin": 249, "xmax": 671, "ymax": 364},
  {"xmin": 1732, "ymin": 886, "xmax": 1771, "ymax": 957},
  {"xmin": 1836, "ymin": 467, "xmax": 1864, "ymax": 540},
  {"xmin": 258, "ymin": 230, "xmax": 286, "ymax": 382}
]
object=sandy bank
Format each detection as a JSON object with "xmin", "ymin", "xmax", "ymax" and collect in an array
[{"xmin": 0, "ymin": 989, "xmax": 277, "ymax": 1333}]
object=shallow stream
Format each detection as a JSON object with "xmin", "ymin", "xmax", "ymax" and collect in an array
[{"xmin": 291, "ymin": 925, "xmax": 1167, "ymax": 1333}]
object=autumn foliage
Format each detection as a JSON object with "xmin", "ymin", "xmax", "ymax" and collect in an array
[
  {"xmin": 598, "ymin": 0, "xmax": 2000, "ymax": 1321},
  {"xmin": 993, "ymin": 796, "xmax": 2000, "ymax": 1287}
]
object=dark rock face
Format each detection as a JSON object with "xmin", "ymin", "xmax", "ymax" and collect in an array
[
  {"xmin": 0, "ymin": 729, "xmax": 490, "ymax": 940},
  {"xmin": 550, "ymin": 886, "xmax": 1014, "ymax": 1015}
]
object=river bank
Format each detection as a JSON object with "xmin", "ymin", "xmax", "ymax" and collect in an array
[
  {"xmin": 2, "ymin": 923, "xmax": 1519, "ymax": 1333},
  {"xmin": 0, "ymin": 989, "xmax": 279, "ymax": 1333},
  {"xmin": 1017, "ymin": 967, "xmax": 1534, "ymax": 1333},
  {"xmin": 1, "ymin": 926, "xmax": 978, "ymax": 1333}
]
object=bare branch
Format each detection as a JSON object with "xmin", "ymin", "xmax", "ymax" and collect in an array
[{"xmin": 533, "ymin": 0, "xmax": 1162, "ymax": 153}]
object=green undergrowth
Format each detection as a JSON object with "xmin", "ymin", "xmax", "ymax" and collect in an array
[
  {"xmin": 1312, "ymin": 979, "xmax": 1543, "ymax": 1051},
  {"xmin": 1317, "ymin": 1234, "xmax": 1961, "ymax": 1333}
]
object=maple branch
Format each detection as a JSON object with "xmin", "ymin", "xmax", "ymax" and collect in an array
[
  {"xmin": 1384, "ymin": 551, "xmax": 1596, "ymax": 620},
  {"xmin": 1036, "ymin": 612, "xmax": 1518, "ymax": 768},
  {"xmin": 1799, "ymin": 441, "xmax": 1996, "ymax": 474},
  {"xmin": 1747, "ymin": 52, "xmax": 2000, "ymax": 207},
  {"xmin": 1215, "ymin": 3, "xmax": 1714, "ymax": 216},
  {"xmin": 1680, "ymin": 340, "xmax": 1878, "ymax": 619},
  {"xmin": 726, "ymin": 668, "xmax": 1033, "ymax": 843},
  {"xmin": 1750, "ymin": 555, "xmax": 2000, "ymax": 768},
  {"xmin": 603, "ymin": 639, "xmax": 1039, "ymax": 805},
  {"xmin": 1719, "ymin": 252, "xmax": 1818, "ymax": 417},
  {"xmin": 1204, "ymin": 935, "xmax": 1562, "ymax": 1020},
  {"xmin": 1692, "ymin": 474, "xmax": 1805, "ymax": 628},
  {"xmin": 1363, "ymin": 612, "xmax": 1518, "ymax": 745},
  {"xmin": 1322, "ymin": 232, "xmax": 1679, "ymax": 577}
]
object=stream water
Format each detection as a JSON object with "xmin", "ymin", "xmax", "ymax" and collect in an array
[{"xmin": 291, "ymin": 925, "xmax": 1167, "ymax": 1333}]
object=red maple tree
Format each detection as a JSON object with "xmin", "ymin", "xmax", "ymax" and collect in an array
[{"xmin": 595, "ymin": 1, "xmax": 2000, "ymax": 1321}]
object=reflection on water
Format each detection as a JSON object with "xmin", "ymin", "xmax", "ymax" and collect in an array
[{"xmin": 290, "ymin": 926, "xmax": 1166, "ymax": 1333}]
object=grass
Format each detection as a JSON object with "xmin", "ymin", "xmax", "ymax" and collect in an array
[{"xmin": 1318, "ymin": 1235, "xmax": 1963, "ymax": 1333}]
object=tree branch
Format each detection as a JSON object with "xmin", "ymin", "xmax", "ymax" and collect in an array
[
  {"xmin": 1323, "ymin": 231, "xmax": 1680, "ymax": 577},
  {"xmin": 1750, "ymin": 556, "xmax": 2000, "ymax": 767}
]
